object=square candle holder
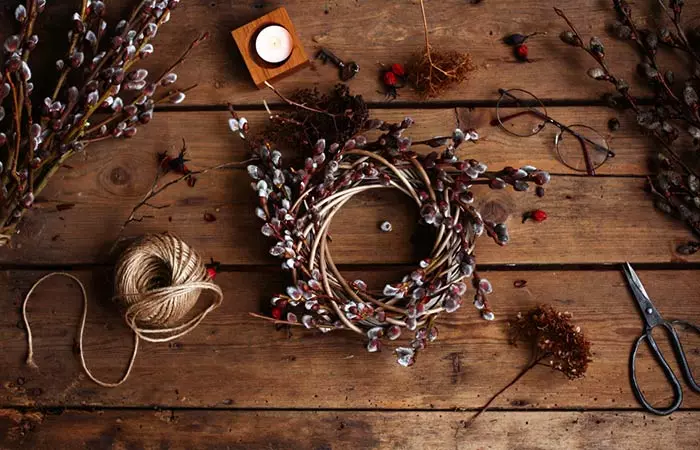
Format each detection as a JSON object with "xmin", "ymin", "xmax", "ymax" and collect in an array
[{"xmin": 231, "ymin": 7, "xmax": 310, "ymax": 89}]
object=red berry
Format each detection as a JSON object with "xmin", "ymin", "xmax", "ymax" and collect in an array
[
  {"xmin": 391, "ymin": 63, "xmax": 405, "ymax": 77},
  {"xmin": 383, "ymin": 71, "xmax": 397, "ymax": 87},
  {"xmin": 206, "ymin": 267, "xmax": 217, "ymax": 279},
  {"xmin": 515, "ymin": 44, "xmax": 529, "ymax": 61},
  {"xmin": 271, "ymin": 306, "xmax": 283, "ymax": 320},
  {"xmin": 531, "ymin": 209, "xmax": 547, "ymax": 222}
]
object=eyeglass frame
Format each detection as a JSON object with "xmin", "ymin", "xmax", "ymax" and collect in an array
[{"xmin": 492, "ymin": 88, "xmax": 616, "ymax": 175}]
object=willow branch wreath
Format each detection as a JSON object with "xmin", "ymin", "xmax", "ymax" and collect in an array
[{"xmin": 233, "ymin": 99, "xmax": 550, "ymax": 366}]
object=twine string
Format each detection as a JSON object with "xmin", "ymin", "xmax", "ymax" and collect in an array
[{"xmin": 21, "ymin": 234, "xmax": 223, "ymax": 388}]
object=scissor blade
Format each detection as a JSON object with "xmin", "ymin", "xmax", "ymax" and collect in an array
[{"xmin": 623, "ymin": 262, "xmax": 663, "ymax": 328}]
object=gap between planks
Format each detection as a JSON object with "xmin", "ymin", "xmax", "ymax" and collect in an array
[
  {"xmin": 2, "ymin": 261, "xmax": 700, "ymax": 272},
  {"xmin": 154, "ymin": 98, "xmax": 659, "ymax": 112},
  {"xmin": 1, "ymin": 405, "xmax": 700, "ymax": 414}
]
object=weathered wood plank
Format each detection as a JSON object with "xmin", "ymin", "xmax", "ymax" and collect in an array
[
  {"xmin": 70, "ymin": 107, "xmax": 661, "ymax": 176},
  {"xmin": 0, "ymin": 109, "xmax": 694, "ymax": 265},
  {"xmin": 24, "ymin": 0, "xmax": 698, "ymax": 104},
  {"xmin": 2, "ymin": 269, "xmax": 698, "ymax": 409},
  {"xmin": 1, "ymin": 409, "xmax": 699, "ymax": 450}
]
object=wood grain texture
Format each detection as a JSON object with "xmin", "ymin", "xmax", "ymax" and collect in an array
[
  {"xmin": 0, "ymin": 109, "xmax": 694, "ymax": 265},
  {"xmin": 35, "ymin": 0, "xmax": 688, "ymax": 105},
  {"xmin": 2, "ymin": 409, "xmax": 699, "ymax": 450},
  {"xmin": 2, "ymin": 269, "xmax": 698, "ymax": 409},
  {"xmin": 21, "ymin": 0, "xmax": 700, "ymax": 105}
]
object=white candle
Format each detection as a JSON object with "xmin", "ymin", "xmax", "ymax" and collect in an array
[{"xmin": 255, "ymin": 25, "xmax": 293, "ymax": 64}]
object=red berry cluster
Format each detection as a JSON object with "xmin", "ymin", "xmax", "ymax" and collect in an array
[{"xmin": 381, "ymin": 63, "xmax": 406, "ymax": 99}]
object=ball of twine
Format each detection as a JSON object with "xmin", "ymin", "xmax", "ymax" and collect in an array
[
  {"xmin": 22, "ymin": 233, "xmax": 223, "ymax": 387},
  {"xmin": 247, "ymin": 118, "xmax": 549, "ymax": 366}
]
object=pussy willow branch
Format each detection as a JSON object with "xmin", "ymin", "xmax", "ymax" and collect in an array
[
  {"xmin": 611, "ymin": 2, "xmax": 694, "ymax": 123},
  {"xmin": 656, "ymin": 0, "xmax": 700, "ymax": 63},
  {"xmin": 1, "ymin": 0, "xmax": 204, "ymax": 245},
  {"xmin": 52, "ymin": 0, "xmax": 89, "ymax": 100},
  {"xmin": 554, "ymin": 7, "xmax": 698, "ymax": 179},
  {"xmin": 155, "ymin": 32, "xmax": 209, "ymax": 83}
]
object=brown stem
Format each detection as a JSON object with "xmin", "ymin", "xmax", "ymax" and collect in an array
[
  {"xmin": 154, "ymin": 33, "xmax": 209, "ymax": 84},
  {"xmin": 418, "ymin": 0, "xmax": 452, "ymax": 80},
  {"xmin": 23, "ymin": 79, "xmax": 34, "ymax": 192},
  {"xmin": 154, "ymin": 84, "xmax": 198, "ymax": 104},
  {"xmin": 248, "ymin": 312, "xmax": 304, "ymax": 327},
  {"xmin": 464, "ymin": 356, "xmax": 544, "ymax": 427},
  {"xmin": 51, "ymin": 0, "xmax": 89, "ymax": 101},
  {"xmin": 7, "ymin": 73, "xmax": 22, "ymax": 184},
  {"xmin": 117, "ymin": 142, "xmax": 253, "ymax": 237},
  {"xmin": 21, "ymin": 0, "xmax": 40, "ymax": 63},
  {"xmin": 264, "ymin": 81, "xmax": 337, "ymax": 118}
]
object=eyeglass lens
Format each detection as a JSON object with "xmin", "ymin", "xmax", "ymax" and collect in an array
[
  {"xmin": 556, "ymin": 124, "xmax": 610, "ymax": 172},
  {"xmin": 496, "ymin": 89, "xmax": 547, "ymax": 137}
]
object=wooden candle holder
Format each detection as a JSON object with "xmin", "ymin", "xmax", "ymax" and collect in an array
[{"xmin": 231, "ymin": 7, "xmax": 310, "ymax": 89}]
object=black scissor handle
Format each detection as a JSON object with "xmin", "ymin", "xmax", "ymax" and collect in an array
[
  {"xmin": 630, "ymin": 324, "xmax": 683, "ymax": 415},
  {"xmin": 670, "ymin": 320, "xmax": 700, "ymax": 393}
]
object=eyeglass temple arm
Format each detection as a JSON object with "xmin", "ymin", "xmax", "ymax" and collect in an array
[
  {"xmin": 497, "ymin": 90, "xmax": 616, "ymax": 158},
  {"xmin": 491, "ymin": 109, "xmax": 549, "ymax": 129},
  {"xmin": 556, "ymin": 121, "xmax": 616, "ymax": 157}
]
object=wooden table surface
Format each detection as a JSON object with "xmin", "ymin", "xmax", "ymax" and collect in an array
[{"xmin": 2, "ymin": 1, "xmax": 700, "ymax": 449}]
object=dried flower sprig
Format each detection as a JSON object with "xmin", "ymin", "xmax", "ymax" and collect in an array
[
  {"xmin": 118, "ymin": 111, "xmax": 254, "ymax": 238},
  {"xmin": 465, "ymin": 304, "xmax": 592, "ymax": 426},
  {"xmin": 0, "ymin": 0, "xmax": 205, "ymax": 245},
  {"xmin": 556, "ymin": 1, "xmax": 700, "ymax": 239},
  {"xmin": 237, "ymin": 84, "xmax": 550, "ymax": 366},
  {"xmin": 408, "ymin": 0, "xmax": 475, "ymax": 98},
  {"xmin": 509, "ymin": 304, "xmax": 592, "ymax": 379}
]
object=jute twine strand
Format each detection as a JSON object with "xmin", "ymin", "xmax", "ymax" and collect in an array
[{"xmin": 22, "ymin": 234, "xmax": 223, "ymax": 387}]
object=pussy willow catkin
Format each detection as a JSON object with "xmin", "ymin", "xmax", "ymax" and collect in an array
[{"xmin": 22, "ymin": 233, "xmax": 223, "ymax": 387}]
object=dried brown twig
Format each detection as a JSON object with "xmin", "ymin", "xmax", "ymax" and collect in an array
[
  {"xmin": 259, "ymin": 83, "xmax": 368, "ymax": 151},
  {"xmin": 118, "ymin": 136, "xmax": 254, "ymax": 238}
]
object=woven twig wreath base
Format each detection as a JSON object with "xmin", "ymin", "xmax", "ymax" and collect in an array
[{"xmin": 246, "ymin": 117, "xmax": 549, "ymax": 366}]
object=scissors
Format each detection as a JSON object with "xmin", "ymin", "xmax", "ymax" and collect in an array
[{"xmin": 622, "ymin": 262, "xmax": 700, "ymax": 415}]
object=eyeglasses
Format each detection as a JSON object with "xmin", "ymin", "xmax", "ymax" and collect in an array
[{"xmin": 492, "ymin": 88, "xmax": 615, "ymax": 175}]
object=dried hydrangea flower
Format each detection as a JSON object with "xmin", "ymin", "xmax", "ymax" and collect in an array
[{"xmin": 464, "ymin": 304, "xmax": 592, "ymax": 427}]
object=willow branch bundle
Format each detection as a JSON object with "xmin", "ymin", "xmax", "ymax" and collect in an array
[
  {"xmin": 557, "ymin": 1, "xmax": 700, "ymax": 243},
  {"xmin": 0, "ymin": 0, "xmax": 203, "ymax": 245}
]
